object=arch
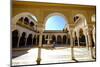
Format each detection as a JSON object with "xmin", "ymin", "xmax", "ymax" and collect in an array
[
  {"xmin": 26, "ymin": 34, "xmax": 33, "ymax": 47},
  {"xmin": 19, "ymin": 32, "xmax": 26, "ymax": 47},
  {"xmin": 42, "ymin": 35, "xmax": 46, "ymax": 44},
  {"xmin": 12, "ymin": 30, "xmax": 19, "ymax": 48},
  {"xmin": 18, "ymin": 17, "xmax": 23, "ymax": 22},
  {"xmin": 51, "ymin": 35, "xmax": 56, "ymax": 44},
  {"xmin": 44, "ymin": 12, "xmax": 69, "ymax": 30},
  {"xmin": 74, "ymin": 16, "xmax": 79, "ymax": 22},
  {"xmin": 33, "ymin": 35, "xmax": 37, "ymax": 45},
  {"xmin": 63, "ymin": 35, "xmax": 67, "ymax": 44},
  {"xmin": 24, "ymin": 17, "xmax": 29, "ymax": 24},
  {"xmin": 74, "ymin": 14, "xmax": 86, "ymax": 20},
  {"xmin": 79, "ymin": 28, "xmax": 84, "ymax": 36},
  {"xmin": 73, "ymin": 14, "xmax": 87, "ymax": 46},
  {"xmin": 79, "ymin": 28, "xmax": 86, "ymax": 46},
  {"xmin": 73, "ymin": 14, "xmax": 87, "ymax": 26},
  {"xmin": 30, "ymin": 21, "xmax": 34, "ymax": 26},
  {"xmin": 12, "ymin": 12, "xmax": 38, "ymax": 31},
  {"xmin": 57, "ymin": 35, "xmax": 62, "ymax": 44}
]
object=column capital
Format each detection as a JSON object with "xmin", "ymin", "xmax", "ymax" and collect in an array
[
  {"xmin": 69, "ymin": 24, "xmax": 75, "ymax": 29},
  {"xmin": 88, "ymin": 28, "xmax": 93, "ymax": 33},
  {"xmin": 88, "ymin": 23, "xmax": 95, "ymax": 29}
]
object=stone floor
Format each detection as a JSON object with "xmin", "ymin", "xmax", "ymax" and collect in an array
[{"xmin": 12, "ymin": 47, "xmax": 96, "ymax": 66}]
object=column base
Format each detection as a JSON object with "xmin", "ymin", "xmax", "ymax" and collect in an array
[
  {"xmin": 72, "ymin": 57, "xmax": 75, "ymax": 60},
  {"xmin": 92, "ymin": 56, "xmax": 96, "ymax": 59},
  {"xmin": 72, "ymin": 57, "xmax": 78, "ymax": 62},
  {"xmin": 36, "ymin": 58, "xmax": 41, "ymax": 65}
]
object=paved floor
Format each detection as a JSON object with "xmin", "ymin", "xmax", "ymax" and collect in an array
[{"xmin": 12, "ymin": 47, "xmax": 96, "ymax": 66}]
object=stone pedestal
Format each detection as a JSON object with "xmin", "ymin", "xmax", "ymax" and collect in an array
[{"xmin": 36, "ymin": 57, "xmax": 41, "ymax": 65}]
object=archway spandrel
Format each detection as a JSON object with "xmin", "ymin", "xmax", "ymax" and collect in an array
[{"xmin": 12, "ymin": 8, "xmax": 40, "ymax": 19}]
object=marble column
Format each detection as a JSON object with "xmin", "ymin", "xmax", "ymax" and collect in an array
[
  {"xmin": 84, "ymin": 28, "xmax": 88, "ymax": 48},
  {"xmin": 93, "ymin": 25, "xmax": 95, "ymax": 45},
  {"xmin": 92, "ymin": 26, "xmax": 96, "ymax": 58},
  {"xmin": 36, "ymin": 32, "xmax": 42, "ymax": 64},
  {"xmin": 36, "ymin": 23, "xmax": 44, "ymax": 64},
  {"xmin": 77, "ymin": 37, "xmax": 80, "ymax": 47},
  {"xmin": 73, "ymin": 36, "xmax": 75, "ymax": 46},
  {"xmin": 46, "ymin": 35, "xmax": 51, "ymax": 45},
  {"xmin": 70, "ymin": 29, "xmax": 75, "ymax": 60},
  {"xmin": 85, "ymin": 33, "xmax": 88, "ymax": 48},
  {"xmin": 88, "ymin": 28, "xmax": 94, "ymax": 59},
  {"xmin": 77, "ymin": 31, "xmax": 80, "ymax": 47}
]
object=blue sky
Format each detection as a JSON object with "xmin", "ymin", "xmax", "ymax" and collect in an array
[{"xmin": 45, "ymin": 16, "xmax": 67, "ymax": 30}]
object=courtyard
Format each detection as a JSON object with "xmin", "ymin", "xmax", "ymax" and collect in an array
[{"xmin": 12, "ymin": 47, "xmax": 95, "ymax": 66}]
